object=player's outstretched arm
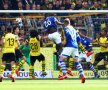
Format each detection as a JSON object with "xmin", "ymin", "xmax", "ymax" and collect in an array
[{"xmin": 55, "ymin": 17, "xmax": 63, "ymax": 25}]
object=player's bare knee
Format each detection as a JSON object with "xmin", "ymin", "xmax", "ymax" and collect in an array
[{"xmin": 60, "ymin": 56, "xmax": 66, "ymax": 60}]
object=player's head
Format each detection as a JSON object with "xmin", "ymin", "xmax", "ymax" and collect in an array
[
  {"xmin": 81, "ymin": 29, "xmax": 87, "ymax": 36},
  {"xmin": 100, "ymin": 30, "xmax": 107, "ymax": 37},
  {"xmin": 64, "ymin": 18, "xmax": 70, "ymax": 26},
  {"xmin": 13, "ymin": 26, "xmax": 20, "ymax": 34},
  {"xmin": 6, "ymin": 27, "xmax": 12, "ymax": 33},
  {"xmin": 103, "ymin": 27, "xmax": 108, "ymax": 36},
  {"xmin": 44, "ymin": 13, "xmax": 55, "ymax": 19},
  {"xmin": 30, "ymin": 30, "xmax": 38, "ymax": 38},
  {"xmin": 70, "ymin": 19, "xmax": 75, "ymax": 26}
]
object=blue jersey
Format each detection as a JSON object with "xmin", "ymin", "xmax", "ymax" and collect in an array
[
  {"xmin": 44, "ymin": 16, "xmax": 58, "ymax": 32},
  {"xmin": 64, "ymin": 25, "xmax": 78, "ymax": 48},
  {"xmin": 81, "ymin": 38, "xmax": 92, "ymax": 51}
]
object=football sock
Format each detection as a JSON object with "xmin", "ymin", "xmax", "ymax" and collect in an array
[
  {"xmin": 11, "ymin": 65, "xmax": 16, "ymax": 77},
  {"xmin": 75, "ymin": 62, "xmax": 84, "ymax": 76},
  {"xmin": 58, "ymin": 59, "xmax": 66, "ymax": 74},
  {"xmin": 67, "ymin": 58, "xmax": 73, "ymax": 71},
  {"xmin": 105, "ymin": 65, "xmax": 108, "ymax": 76},
  {"xmin": 16, "ymin": 60, "xmax": 25, "ymax": 70},
  {"xmin": 59, "ymin": 68, "xmax": 63, "ymax": 75},
  {"xmin": 29, "ymin": 65, "xmax": 34, "ymax": 78},
  {"xmin": 94, "ymin": 66, "xmax": 98, "ymax": 73},
  {"xmin": 0, "ymin": 65, "xmax": 5, "ymax": 77},
  {"xmin": 42, "ymin": 60, "xmax": 45, "ymax": 72},
  {"xmin": 89, "ymin": 64, "xmax": 97, "ymax": 75}
]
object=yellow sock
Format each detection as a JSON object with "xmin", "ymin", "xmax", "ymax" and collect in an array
[
  {"xmin": 16, "ymin": 60, "xmax": 25, "ymax": 70},
  {"xmin": 59, "ymin": 68, "xmax": 63, "ymax": 75},
  {"xmin": 105, "ymin": 65, "xmax": 108, "ymax": 76},
  {"xmin": 42, "ymin": 60, "xmax": 45, "ymax": 72},
  {"xmin": 0, "ymin": 65, "xmax": 5, "ymax": 77},
  {"xmin": 29, "ymin": 65, "xmax": 34, "ymax": 79},
  {"xmin": 67, "ymin": 58, "xmax": 74, "ymax": 71},
  {"xmin": 11, "ymin": 65, "xmax": 16, "ymax": 77},
  {"xmin": 79, "ymin": 43, "xmax": 87, "ymax": 52},
  {"xmin": 94, "ymin": 66, "xmax": 98, "ymax": 73}
]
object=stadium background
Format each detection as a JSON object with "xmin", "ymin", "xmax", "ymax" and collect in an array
[
  {"xmin": 0, "ymin": 0, "xmax": 108, "ymax": 10},
  {"xmin": 0, "ymin": 12, "xmax": 108, "ymax": 78}
]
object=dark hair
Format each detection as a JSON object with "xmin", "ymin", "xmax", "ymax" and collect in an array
[
  {"xmin": 7, "ymin": 27, "xmax": 12, "ymax": 33},
  {"xmin": 70, "ymin": 19, "xmax": 75, "ymax": 25},
  {"xmin": 44, "ymin": 13, "xmax": 55, "ymax": 19},
  {"xmin": 13, "ymin": 26, "xmax": 19, "ymax": 33},
  {"xmin": 30, "ymin": 30, "xmax": 38, "ymax": 38}
]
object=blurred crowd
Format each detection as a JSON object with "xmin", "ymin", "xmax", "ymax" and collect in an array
[{"xmin": 0, "ymin": 0, "xmax": 108, "ymax": 10}]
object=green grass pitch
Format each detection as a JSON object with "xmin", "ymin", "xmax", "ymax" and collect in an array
[{"xmin": 0, "ymin": 79, "xmax": 108, "ymax": 90}]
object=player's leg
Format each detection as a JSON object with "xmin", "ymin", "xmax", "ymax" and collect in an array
[
  {"xmin": 5, "ymin": 53, "xmax": 16, "ymax": 82},
  {"xmin": 48, "ymin": 32, "xmax": 62, "ymax": 55},
  {"xmin": 103, "ymin": 52, "xmax": 108, "ymax": 78},
  {"xmin": 48, "ymin": 32, "xmax": 63, "ymax": 77},
  {"xmin": 29, "ymin": 56, "xmax": 36, "ymax": 79},
  {"xmin": 86, "ymin": 54, "xmax": 100, "ymax": 78},
  {"xmin": 105, "ymin": 64, "xmax": 108, "ymax": 78},
  {"xmin": 72, "ymin": 48, "xmax": 85, "ymax": 83},
  {"xmin": 87, "ymin": 62, "xmax": 100, "ymax": 78},
  {"xmin": 0, "ymin": 60, "xmax": 6, "ymax": 82},
  {"xmin": 58, "ymin": 47, "xmax": 72, "ymax": 80},
  {"xmin": 0, "ymin": 53, "xmax": 7, "ymax": 82},
  {"xmin": 18, "ymin": 58, "xmax": 25, "ymax": 71},
  {"xmin": 38, "ymin": 54, "xmax": 47, "ymax": 76},
  {"xmin": 26, "ymin": 57, "xmax": 31, "ymax": 66},
  {"xmin": 15, "ymin": 50, "xmax": 26, "ymax": 75},
  {"xmin": 67, "ymin": 57, "xmax": 74, "ymax": 76},
  {"xmin": 16, "ymin": 56, "xmax": 26, "ymax": 70},
  {"xmin": 93, "ymin": 52, "xmax": 103, "ymax": 78},
  {"xmin": 58, "ymin": 56, "xmax": 67, "ymax": 80}
]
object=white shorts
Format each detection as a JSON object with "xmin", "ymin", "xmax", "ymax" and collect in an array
[
  {"xmin": 79, "ymin": 52, "xmax": 92, "ymax": 62},
  {"xmin": 48, "ymin": 32, "xmax": 61, "ymax": 44},
  {"xmin": 61, "ymin": 47, "xmax": 79, "ymax": 58}
]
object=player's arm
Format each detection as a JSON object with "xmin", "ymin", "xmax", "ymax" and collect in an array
[
  {"xmin": 78, "ymin": 30, "xmax": 92, "ymax": 40},
  {"xmin": 54, "ymin": 17, "xmax": 63, "ymax": 25},
  {"xmin": 87, "ymin": 42, "xmax": 93, "ymax": 51},
  {"xmin": 43, "ymin": 41, "xmax": 53, "ymax": 47},
  {"xmin": 0, "ymin": 36, "xmax": 5, "ymax": 46},
  {"xmin": 61, "ymin": 29, "xmax": 66, "ymax": 46},
  {"xmin": 15, "ymin": 37, "xmax": 20, "ymax": 49},
  {"xmin": 99, "ymin": 43, "xmax": 108, "ymax": 48}
]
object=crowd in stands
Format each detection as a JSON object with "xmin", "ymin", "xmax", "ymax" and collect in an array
[{"xmin": 0, "ymin": 0, "xmax": 108, "ymax": 10}]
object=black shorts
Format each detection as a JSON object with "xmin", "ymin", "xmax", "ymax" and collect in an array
[
  {"xmin": 30, "ymin": 54, "xmax": 45, "ymax": 66},
  {"xmin": 2, "ymin": 53, "xmax": 16, "ymax": 62},
  {"xmin": 15, "ymin": 49, "xmax": 24, "ymax": 61},
  {"xmin": 95, "ymin": 52, "xmax": 108, "ymax": 62}
]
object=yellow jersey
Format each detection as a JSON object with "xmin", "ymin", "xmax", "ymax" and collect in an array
[
  {"xmin": 2, "ymin": 33, "xmax": 16, "ymax": 53},
  {"xmin": 29, "ymin": 37, "xmax": 40, "ymax": 56},
  {"xmin": 99, "ymin": 37, "xmax": 108, "ymax": 52}
]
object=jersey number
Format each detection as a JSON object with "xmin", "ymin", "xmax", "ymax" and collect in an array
[
  {"xmin": 7, "ymin": 38, "xmax": 14, "ymax": 46},
  {"xmin": 44, "ymin": 19, "xmax": 51, "ymax": 28},
  {"xmin": 30, "ymin": 43, "xmax": 38, "ymax": 51}
]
